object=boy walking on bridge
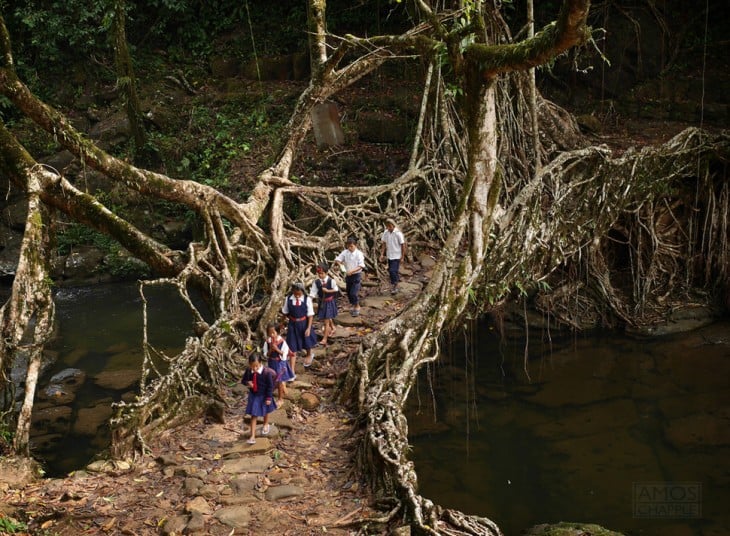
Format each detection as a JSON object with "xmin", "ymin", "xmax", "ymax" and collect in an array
[{"xmin": 380, "ymin": 218, "xmax": 406, "ymax": 295}]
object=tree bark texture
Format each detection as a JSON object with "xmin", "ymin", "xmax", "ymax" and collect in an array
[
  {"xmin": 0, "ymin": 158, "xmax": 55, "ymax": 454},
  {"xmin": 113, "ymin": 0, "xmax": 147, "ymax": 154}
]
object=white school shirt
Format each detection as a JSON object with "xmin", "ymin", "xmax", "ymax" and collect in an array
[
  {"xmin": 281, "ymin": 294, "xmax": 314, "ymax": 316},
  {"xmin": 335, "ymin": 248, "xmax": 365, "ymax": 272},
  {"xmin": 381, "ymin": 228, "xmax": 405, "ymax": 260},
  {"xmin": 310, "ymin": 276, "xmax": 339, "ymax": 299},
  {"xmin": 262, "ymin": 336, "xmax": 289, "ymax": 360}
]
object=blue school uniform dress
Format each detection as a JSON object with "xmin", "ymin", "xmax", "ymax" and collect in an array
[
  {"xmin": 313, "ymin": 276, "xmax": 338, "ymax": 320},
  {"xmin": 282, "ymin": 294, "xmax": 318, "ymax": 352},
  {"xmin": 242, "ymin": 366, "xmax": 278, "ymax": 417},
  {"xmin": 263, "ymin": 336, "xmax": 295, "ymax": 383}
]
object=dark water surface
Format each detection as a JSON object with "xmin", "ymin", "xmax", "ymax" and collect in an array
[
  {"xmin": 32, "ymin": 283, "xmax": 196, "ymax": 475},
  {"xmin": 406, "ymin": 319, "xmax": 730, "ymax": 536}
]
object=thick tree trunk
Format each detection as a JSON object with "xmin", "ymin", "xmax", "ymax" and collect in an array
[
  {"xmin": 0, "ymin": 164, "xmax": 55, "ymax": 454},
  {"xmin": 113, "ymin": 0, "xmax": 146, "ymax": 155},
  {"xmin": 307, "ymin": 0, "xmax": 328, "ymax": 76}
]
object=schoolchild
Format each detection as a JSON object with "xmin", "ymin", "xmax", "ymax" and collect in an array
[
  {"xmin": 380, "ymin": 218, "xmax": 407, "ymax": 294},
  {"xmin": 333, "ymin": 235, "xmax": 366, "ymax": 316},
  {"xmin": 309, "ymin": 263, "xmax": 338, "ymax": 346},
  {"xmin": 262, "ymin": 322, "xmax": 294, "ymax": 404},
  {"xmin": 281, "ymin": 281, "xmax": 318, "ymax": 370},
  {"xmin": 241, "ymin": 353, "xmax": 277, "ymax": 444}
]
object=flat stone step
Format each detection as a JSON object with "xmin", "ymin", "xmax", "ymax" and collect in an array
[{"xmin": 221, "ymin": 454, "xmax": 272, "ymax": 474}]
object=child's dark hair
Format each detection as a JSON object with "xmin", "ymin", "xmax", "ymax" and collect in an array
[
  {"xmin": 266, "ymin": 322, "xmax": 279, "ymax": 332},
  {"xmin": 248, "ymin": 352, "xmax": 262, "ymax": 364}
]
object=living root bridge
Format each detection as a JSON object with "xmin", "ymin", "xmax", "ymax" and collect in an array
[
  {"xmin": 2, "ymin": 1, "xmax": 727, "ymax": 533},
  {"xmin": 340, "ymin": 127, "xmax": 729, "ymax": 535}
]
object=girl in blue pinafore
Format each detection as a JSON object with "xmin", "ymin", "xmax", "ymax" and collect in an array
[
  {"xmin": 241, "ymin": 353, "xmax": 277, "ymax": 444},
  {"xmin": 262, "ymin": 322, "xmax": 294, "ymax": 403},
  {"xmin": 309, "ymin": 263, "xmax": 338, "ymax": 346},
  {"xmin": 281, "ymin": 281, "xmax": 318, "ymax": 371}
]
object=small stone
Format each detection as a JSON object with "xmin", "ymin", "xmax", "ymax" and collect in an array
[
  {"xmin": 214, "ymin": 505, "xmax": 251, "ymax": 528},
  {"xmin": 174, "ymin": 464, "xmax": 202, "ymax": 478},
  {"xmin": 184, "ymin": 477, "xmax": 204, "ymax": 495},
  {"xmin": 221, "ymin": 454, "xmax": 272, "ymax": 474},
  {"xmin": 220, "ymin": 494, "xmax": 258, "ymax": 506},
  {"xmin": 299, "ymin": 392, "xmax": 320, "ymax": 411},
  {"xmin": 185, "ymin": 496, "xmax": 212, "ymax": 515},
  {"xmin": 264, "ymin": 484, "xmax": 305, "ymax": 501},
  {"xmin": 160, "ymin": 514, "xmax": 188, "ymax": 535},
  {"xmin": 198, "ymin": 484, "xmax": 220, "ymax": 499},
  {"xmin": 230, "ymin": 475, "xmax": 259, "ymax": 494},
  {"xmin": 186, "ymin": 512, "xmax": 206, "ymax": 532},
  {"xmin": 156, "ymin": 454, "xmax": 178, "ymax": 466}
]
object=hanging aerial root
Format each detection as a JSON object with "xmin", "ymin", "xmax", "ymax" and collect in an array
[{"xmin": 109, "ymin": 320, "xmax": 245, "ymax": 459}]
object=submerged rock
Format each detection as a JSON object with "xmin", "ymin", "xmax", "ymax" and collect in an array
[
  {"xmin": 31, "ymin": 405, "xmax": 73, "ymax": 435},
  {"xmin": 73, "ymin": 403, "xmax": 113, "ymax": 435},
  {"xmin": 37, "ymin": 383, "xmax": 76, "ymax": 405},
  {"xmin": 93, "ymin": 369, "xmax": 140, "ymax": 390},
  {"xmin": 48, "ymin": 368, "xmax": 87, "ymax": 388}
]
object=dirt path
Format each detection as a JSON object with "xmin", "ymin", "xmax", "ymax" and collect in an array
[{"xmin": 0, "ymin": 263, "xmax": 427, "ymax": 535}]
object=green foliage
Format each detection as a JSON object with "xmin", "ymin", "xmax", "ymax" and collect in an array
[
  {"xmin": 173, "ymin": 98, "xmax": 286, "ymax": 187},
  {"xmin": 4, "ymin": 0, "xmax": 252, "ymax": 71},
  {"xmin": 0, "ymin": 514, "xmax": 27, "ymax": 534},
  {"xmin": 10, "ymin": 118, "xmax": 61, "ymax": 156},
  {"xmin": 515, "ymin": 280, "xmax": 528, "ymax": 297},
  {"xmin": 178, "ymin": 110, "xmax": 247, "ymax": 187},
  {"xmin": 6, "ymin": 0, "xmax": 112, "ymax": 68},
  {"xmin": 3, "ymin": 0, "xmax": 411, "ymax": 81},
  {"xmin": 0, "ymin": 420, "xmax": 13, "ymax": 445},
  {"xmin": 55, "ymin": 220, "xmax": 152, "ymax": 279},
  {"xmin": 0, "ymin": 95, "xmax": 17, "ymax": 124},
  {"xmin": 107, "ymin": 254, "xmax": 150, "ymax": 279},
  {"xmin": 444, "ymin": 83, "xmax": 463, "ymax": 99},
  {"xmin": 56, "ymin": 222, "xmax": 115, "ymax": 255}
]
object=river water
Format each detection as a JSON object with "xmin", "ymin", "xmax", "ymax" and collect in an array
[
  {"xmin": 405, "ymin": 318, "xmax": 730, "ymax": 535},
  {"xmin": 31, "ymin": 283, "xmax": 194, "ymax": 475}
]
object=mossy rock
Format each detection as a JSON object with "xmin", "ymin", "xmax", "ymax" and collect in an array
[{"xmin": 524, "ymin": 522, "xmax": 625, "ymax": 536}]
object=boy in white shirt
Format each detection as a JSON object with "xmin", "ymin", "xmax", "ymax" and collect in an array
[
  {"xmin": 333, "ymin": 236, "xmax": 365, "ymax": 316},
  {"xmin": 379, "ymin": 218, "xmax": 406, "ymax": 295}
]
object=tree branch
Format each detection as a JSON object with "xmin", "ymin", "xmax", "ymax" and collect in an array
[{"xmin": 465, "ymin": 0, "xmax": 591, "ymax": 76}]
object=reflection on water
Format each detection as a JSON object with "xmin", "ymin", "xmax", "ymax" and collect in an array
[
  {"xmin": 406, "ymin": 319, "xmax": 730, "ymax": 536},
  {"xmin": 31, "ymin": 283, "xmax": 198, "ymax": 476}
]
